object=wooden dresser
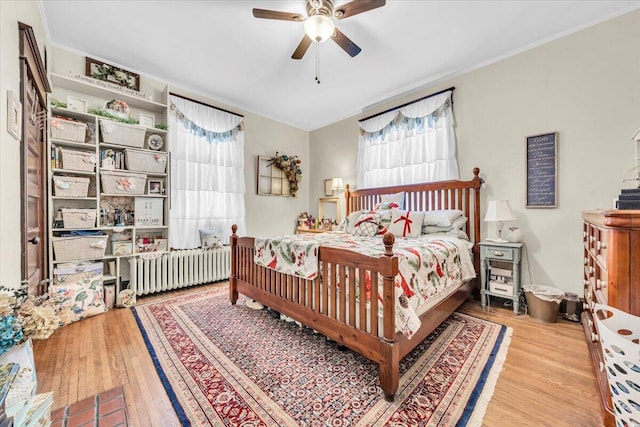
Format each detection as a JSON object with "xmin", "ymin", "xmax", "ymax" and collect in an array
[{"xmin": 582, "ymin": 210, "xmax": 640, "ymax": 427}]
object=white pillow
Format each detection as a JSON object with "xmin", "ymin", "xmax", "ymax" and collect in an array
[
  {"xmin": 388, "ymin": 210, "xmax": 425, "ymax": 238},
  {"xmin": 377, "ymin": 192, "xmax": 405, "ymax": 210},
  {"xmin": 200, "ymin": 229, "xmax": 222, "ymax": 248},
  {"xmin": 422, "ymin": 216, "xmax": 467, "ymax": 234},
  {"xmin": 422, "ymin": 209, "xmax": 464, "ymax": 227},
  {"xmin": 351, "ymin": 213, "xmax": 381, "ymax": 237}
]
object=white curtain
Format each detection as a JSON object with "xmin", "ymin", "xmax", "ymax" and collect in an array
[
  {"xmin": 357, "ymin": 90, "xmax": 459, "ymax": 189},
  {"xmin": 169, "ymin": 95, "xmax": 246, "ymax": 248}
]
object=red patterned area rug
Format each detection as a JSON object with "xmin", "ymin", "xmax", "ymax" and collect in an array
[{"xmin": 132, "ymin": 286, "xmax": 511, "ymax": 426}]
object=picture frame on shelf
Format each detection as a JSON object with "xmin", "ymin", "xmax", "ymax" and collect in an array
[
  {"xmin": 139, "ymin": 113, "xmax": 155, "ymax": 128},
  {"xmin": 85, "ymin": 57, "xmax": 140, "ymax": 91},
  {"xmin": 66, "ymin": 95, "xmax": 88, "ymax": 113},
  {"xmin": 148, "ymin": 180, "xmax": 163, "ymax": 195},
  {"xmin": 7, "ymin": 90, "xmax": 21, "ymax": 141}
]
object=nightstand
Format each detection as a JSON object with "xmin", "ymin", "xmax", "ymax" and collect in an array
[{"xmin": 479, "ymin": 241, "xmax": 524, "ymax": 315}]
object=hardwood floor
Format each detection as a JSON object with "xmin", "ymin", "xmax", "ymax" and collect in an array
[{"xmin": 34, "ymin": 283, "xmax": 604, "ymax": 426}]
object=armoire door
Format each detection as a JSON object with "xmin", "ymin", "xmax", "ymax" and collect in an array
[{"xmin": 19, "ymin": 22, "xmax": 50, "ymax": 295}]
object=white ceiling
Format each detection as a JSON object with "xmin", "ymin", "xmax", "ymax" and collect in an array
[{"xmin": 40, "ymin": 0, "xmax": 640, "ymax": 131}]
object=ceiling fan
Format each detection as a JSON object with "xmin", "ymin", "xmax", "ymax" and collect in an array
[{"xmin": 253, "ymin": 0, "xmax": 386, "ymax": 60}]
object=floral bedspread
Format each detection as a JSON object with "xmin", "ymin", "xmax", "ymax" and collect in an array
[{"xmin": 254, "ymin": 232, "xmax": 475, "ymax": 337}]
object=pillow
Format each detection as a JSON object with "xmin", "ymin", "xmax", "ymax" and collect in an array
[
  {"xmin": 344, "ymin": 210, "xmax": 365, "ymax": 234},
  {"xmin": 422, "ymin": 216, "xmax": 467, "ymax": 234},
  {"xmin": 388, "ymin": 210, "xmax": 425, "ymax": 238},
  {"xmin": 374, "ymin": 209, "xmax": 393, "ymax": 235},
  {"xmin": 351, "ymin": 213, "xmax": 381, "ymax": 237},
  {"xmin": 426, "ymin": 229, "xmax": 471, "ymax": 241},
  {"xmin": 377, "ymin": 192, "xmax": 405, "ymax": 210},
  {"xmin": 422, "ymin": 209, "xmax": 464, "ymax": 227},
  {"xmin": 49, "ymin": 266, "xmax": 107, "ymax": 326},
  {"xmin": 200, "ymin": 229, "xmax": 222, "ymax": 248}
]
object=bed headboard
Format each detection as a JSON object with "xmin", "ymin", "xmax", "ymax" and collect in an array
[{"xmin": 344, "ymin": 167, "xmax": 483, "ymax": 246}]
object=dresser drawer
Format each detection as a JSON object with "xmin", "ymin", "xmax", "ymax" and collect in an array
[{"xmin": 481, "ymin": 245, "xmax": 515, "ymax": 261}]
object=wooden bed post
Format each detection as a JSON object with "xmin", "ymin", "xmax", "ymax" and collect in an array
[
  {"xmin": 230, "ymin": 224, "xmax": 238, "ymax": 305},
  {"xmin": 380, "ymin": 232, "xmax": 400, "ymax": 401},
  {"xmin": 471, "ymin": 167, "xmax": 482, "ymax": 297},
  {"xmin": 344, "ymin": 183, "xmax": 351, "ymax": 215}
]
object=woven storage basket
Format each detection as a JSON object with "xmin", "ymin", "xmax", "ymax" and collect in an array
[
  {"xmin": 99, "ymin": 119, "xmax": 145, "ymax": 148},
  {"xmin": 50, "ymin": 117, "xmax": 87, "ymax": 142},
  {"xmin": 100, "ymin": 170, "xmax": 147, "ymax": 195},
  {"xmin": 61, "ymin": 208, "xmax": 97, "ymax": 229},
  {"xmin": 125, "ymin": 149, "xmax": 167, "ymax": 173},
  {"xmin": 60, "ymin": 148, "xmax": 96, "ymax": 172},
  {"xmin": 53, "ymin": 176, "xmax": 90, "ymax": 197},
  {"xmin": 52, "ymin": 235, "xmax": 108, "ymax": 261}
]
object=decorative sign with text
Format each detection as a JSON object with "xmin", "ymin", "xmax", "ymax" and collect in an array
[{"xmin": 526, "ymin": 132, "xmax": 557, "ymax": 208}]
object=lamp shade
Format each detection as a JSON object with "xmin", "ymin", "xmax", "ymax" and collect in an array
[
  {"xmin": 331, "ymin": 177, "xmax": 344, "ymax": 191},
  {"xmin": 304, "ymin": 15, "xmax": 335, "ymax": 43},
  {"xmin": 484, "ymin": 200, "xmax": 517, "ymax": 222}
]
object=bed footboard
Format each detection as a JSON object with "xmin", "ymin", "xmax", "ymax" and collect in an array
[{"xmin": 230, "ymin": 225, "xmax": 401, "ymax": 399}]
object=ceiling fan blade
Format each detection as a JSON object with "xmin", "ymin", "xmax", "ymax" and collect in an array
[
  {"xmin": 292, "ymin": 35, "xmax": 313, "ymax": 60},
  {"xmin": 332, "ymin": 28, "xmax": 361, "ymax": 57},
  {"xmin": 333, "ymin": 0, "xmax": 386, "ymax": 19},
  {"xmin": 252, "ymin": 8, "xmax": 304, "ymax": 22}
]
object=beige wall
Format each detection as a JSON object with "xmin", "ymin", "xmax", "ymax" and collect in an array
[
  {"xmin": 0, "ymin": 1, "xmax": 47, "ymax": 287},
  {"xmin": 310, "ymin": 10, "xmax": 640, "ymax": 295},
  {"xmin": 2, "ymin": 4, "xmax": 637, "ymax": 295}
]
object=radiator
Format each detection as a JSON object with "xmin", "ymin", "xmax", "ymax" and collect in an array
[{"xmin": 128, "ymin": 246, "xmax": 231, "ymax": 296}]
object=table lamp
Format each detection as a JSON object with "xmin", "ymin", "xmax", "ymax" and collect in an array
[
  {"xmin": 484, "ymin": 200, "xmax": 517, "ymax": 243},
  {"xmin": 331, "ymin": 177, "xmax": 344, "ymax": 193}
]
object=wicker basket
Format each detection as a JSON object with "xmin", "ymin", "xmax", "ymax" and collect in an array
[
  {"xmin": 100, "ymin": 170, "xmax": 147, "ymax": 195},
  {"xmin": 60, "ymin": 148, "xmax": 96, "ymax": 172},
  {"xmin": 52, "ymin": 235, "xmax": 108, "ymax": 261},
  {"xmin": 125, "ymin": 149, "xmax": 167, "ymax": 173},
  {"xmin": 61, "ymin": 208, "xmax": 97, "ymax": 229},
  {"xmin": 53, "ymin": 176, "xmax": 90, "ymax": 197},
  {"xmin": 50, "ymin": 117, "xmax": 87, "ymax": 142},
  {"xmin": 99, "ymin": 119, "xmax": 145, "ymax": 148}
]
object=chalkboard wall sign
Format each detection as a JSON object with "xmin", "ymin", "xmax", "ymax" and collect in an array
[{"xmin": 526, "ymin": 132, "xmax": 557, "ymax": 208}]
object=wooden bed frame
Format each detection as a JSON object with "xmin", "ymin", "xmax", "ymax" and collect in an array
[{"xmin": 230, "ymin": 167, "xmax": 482, "ymax": 401}]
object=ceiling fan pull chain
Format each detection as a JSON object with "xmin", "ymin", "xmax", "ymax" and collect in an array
[{"xmin": 315, "ymin": 43, "xmax": 320, "ymax": 84}]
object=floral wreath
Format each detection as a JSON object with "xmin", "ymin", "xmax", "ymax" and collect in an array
[{"xmin": 268, "ymin": 152, "xmax": 302, "ymax": 197}]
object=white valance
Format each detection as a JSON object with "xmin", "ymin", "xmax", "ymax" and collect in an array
[
  {"xmin": 170, "ymin": 95, "xmax": 242, "ymax": 133},
  {"xmin": 359, "ymin": 91, "xmax": 453, "ymax": 133}
]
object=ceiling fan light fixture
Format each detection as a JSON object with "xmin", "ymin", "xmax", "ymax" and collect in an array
[{"xmin": 304, "ymin": 14, "xmax": 335, "ymax": 43}]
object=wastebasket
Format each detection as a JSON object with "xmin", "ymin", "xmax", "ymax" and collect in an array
[{"xmin": 522, "ymin": 285, "xmax": 565, "ymax": 323}]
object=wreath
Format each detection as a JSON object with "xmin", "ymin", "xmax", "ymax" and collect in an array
[{"xmin": 268, "ymin": 152, "xmax": 302, "ymax": 197}]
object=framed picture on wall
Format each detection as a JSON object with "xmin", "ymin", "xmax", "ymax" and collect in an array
[
  {"xmin": 525, "ymin": 132, "xmax": 558, "ymax": 208},
  {"xmin": 7, "ymin": 90, "xmax": 21, "ymax": 141},
  {"xmin": 324, "ymin": 179, "xmax": 333, "ymax": 196}
]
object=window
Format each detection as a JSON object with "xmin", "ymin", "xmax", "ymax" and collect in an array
[
  {"xmin": 357, "ymin": 90, "xmax": 459, "ymax": 189},
  {"xmin": 168, "ymin": 95, "xmax": 246, "ymax": 248}
]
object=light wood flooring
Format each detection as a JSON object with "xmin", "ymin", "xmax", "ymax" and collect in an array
[{"xmin": 34, "ymin": 283, "xmax": 604, "ymax": 426}]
